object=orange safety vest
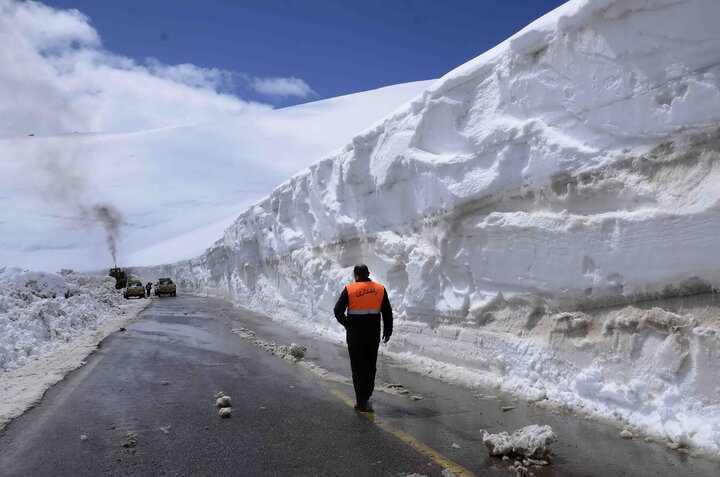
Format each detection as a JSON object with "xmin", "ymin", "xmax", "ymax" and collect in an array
[{"xmin": 346, "ymin": 281, "xmax": 385, "ymax": 315}]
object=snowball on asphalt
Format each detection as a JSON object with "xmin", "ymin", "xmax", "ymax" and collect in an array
[
  {"xmin": 289, "ymin": 343, "xmax": 305, "ymax": 359},
  {"xmin": 219, "ymin": 407, "xmax": 232, "ymax": 418},
  {"xmin": 216, "ymin": 396, "xmax": 232, "ymax": 408},
  {"xmin": 482, "ymin": 425, "xmax": 556, "ymax": 459}
]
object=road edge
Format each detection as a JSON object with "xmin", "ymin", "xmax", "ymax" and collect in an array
[{"xmin": 0, "ymin": 298, "xmax": 151, "ymax": 431}]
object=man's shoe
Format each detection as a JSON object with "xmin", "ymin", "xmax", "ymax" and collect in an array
[{"xmin": 354, "ymin": 402, "xmax": 374, "ymax": 413}]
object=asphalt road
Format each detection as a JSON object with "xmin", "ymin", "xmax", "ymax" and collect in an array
[{"xmin": 0, "ymin": 295, "xmax": 718, "ymax": 477}]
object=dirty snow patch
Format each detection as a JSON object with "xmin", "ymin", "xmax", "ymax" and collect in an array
[{"xmin": 481, "ymin": 424, "xmax": 557, "ymax": 460}]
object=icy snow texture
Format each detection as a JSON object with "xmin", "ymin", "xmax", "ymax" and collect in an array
[
  {"xmin": 289, "ymin": 343, "xmax": 305, "ymax": 359},
  {"xmin": 148, "ymin": 0, "xmax": 720, "ymax": 455},
  {"xmin": 0, "ymin": 268, "xmax": 147, "ymax": 429},
  {"xmin": 0, "ymin": 268, "xmax": 129, "ymax": 371},
  {"xmin": 216, "ymin": 396, "xmax": 232, "ymax": 408},
  {"xmin": 481, "ymin": 424, "xmax": 556, "ymax": 459}
]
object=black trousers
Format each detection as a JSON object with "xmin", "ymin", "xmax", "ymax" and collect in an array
[{"xmin": 345, "ymin": 318, "xmax": 381, "ymax": 406}]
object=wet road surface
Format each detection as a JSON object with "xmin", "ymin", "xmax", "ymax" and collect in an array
[{"xmin": 0, "ymin": 295, "xmax": 718, "ymax": 476}]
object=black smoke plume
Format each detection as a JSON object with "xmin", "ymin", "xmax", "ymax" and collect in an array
[
  {"xmin": 81, "ymin": 204, "xmax": 123, "ymax": 267},
  {"xmin": 32, "ymin": 146, "xmax": 125, "ymax": 267}
]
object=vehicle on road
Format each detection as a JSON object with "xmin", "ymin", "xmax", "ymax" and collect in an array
[
  {"xmin": 155, "ymin": 278, "xmax": 177, "ymax": 297},
  {"xmin": 124, "ymin": 280, "xmax": 146, "ymax": 299}
]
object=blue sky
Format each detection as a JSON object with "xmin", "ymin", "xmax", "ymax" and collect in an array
[{"xmin": 43, "ymin": 0, "xmax": 566, "ymax": 107}]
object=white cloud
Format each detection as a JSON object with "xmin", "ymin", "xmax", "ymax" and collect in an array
[
  {"xmin": 144, "ymin": 58, "xmax": 235, "ymax": 91},
  {"xmin": 0, "ymin": 0, "xmax": 269, "ymax": 137},
  {"xmin": 250, "ymin": 76, "xmax": 315, "ymax": 98}
]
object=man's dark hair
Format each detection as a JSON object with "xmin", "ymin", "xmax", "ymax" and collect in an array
[{"xmin": 353, "ymin": 264, "xmax": 370, "ymax": 279}]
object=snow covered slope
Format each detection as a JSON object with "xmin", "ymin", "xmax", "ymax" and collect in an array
[
  {"xmin": 152, "ymin": 0, "xmax": 720, "ymax": 455},
  {"xmin": 0, "ymin": 80, "xmax": 432, "ymax": 271}
]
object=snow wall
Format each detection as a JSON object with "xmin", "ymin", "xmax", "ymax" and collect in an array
[{"xmin": 151, "ymin": 0, "xmax": 720, "ymax": 455}]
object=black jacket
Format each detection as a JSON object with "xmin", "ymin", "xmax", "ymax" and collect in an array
[{"xmin": 334, "ymin": 278, "xmax": 393, "ymax": 338}]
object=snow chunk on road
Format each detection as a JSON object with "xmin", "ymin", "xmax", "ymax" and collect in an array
[
  {"xmin": 481, "ymin": 424, "xmax": 556, "ymax": 459},
  {"xmin": 123, "ymin": 432, "xmax": 138, "ymax": 449},
  {"xmin": 230, "ymin": 328, "xmax": 308, "ymax": 364},
  {"xmin": 289, "ymin": 343, "xmax": 305, "ymax": 359},
  {"xmin": 216, "ymin": 396, "xmax": 232, "ymax": 408}
]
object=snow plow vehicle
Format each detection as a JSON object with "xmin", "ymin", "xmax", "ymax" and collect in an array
[
  {"xmin": 109, "ymin": 267, "xmax": 127, "ymax": 289},
  {"xmin": 155, "ymin": 278, "xmax": 177, "ymax": 297},
  {"xmin": 124, "ymin": 279, "xmax": 146, "ymax": 299}
]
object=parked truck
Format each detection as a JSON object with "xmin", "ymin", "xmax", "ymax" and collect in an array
[
  {"xmin": 124, "ymin": 279, "xmax": 146, "ymax": 299},
  {"xmin": 155, "ymin": 278, "xmax": 177, "ymax": 297}
]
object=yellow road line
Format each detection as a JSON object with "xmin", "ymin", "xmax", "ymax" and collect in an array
[{"xmin": 329, "ymin": 389, "xmax": 476, "ymax": 477}]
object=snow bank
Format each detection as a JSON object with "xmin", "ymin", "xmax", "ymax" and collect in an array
[
  {"xmin": 0, "ymin": 268, "xmax": 123, "ymax": 371},
  {"xmin": 0, "ymin": 268, "xmax": 147, "ymax": 428},
  {"xmin": 148, "ymin": 0, "xmax": 720, "ymax": 456}
]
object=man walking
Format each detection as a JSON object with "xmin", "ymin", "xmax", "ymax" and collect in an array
[{"xmin": 334, "ymin": 264, "xmax": 393, "ymax": 412}]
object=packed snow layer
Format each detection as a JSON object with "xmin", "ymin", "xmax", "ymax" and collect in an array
[
  {"xmin": 0, "ymin": 268, "xmax": 148, "ymax": 428},
  {"xmin": 0, "ymin": 268, "xmax": 124, "ymax": 371},
  {"xmin": 0, "ymin": 80, "xmax": 432, "ymax": 272},
  {"xmin": 148, "ymin": 0, "xmax": 720, "ymax": 455}
]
